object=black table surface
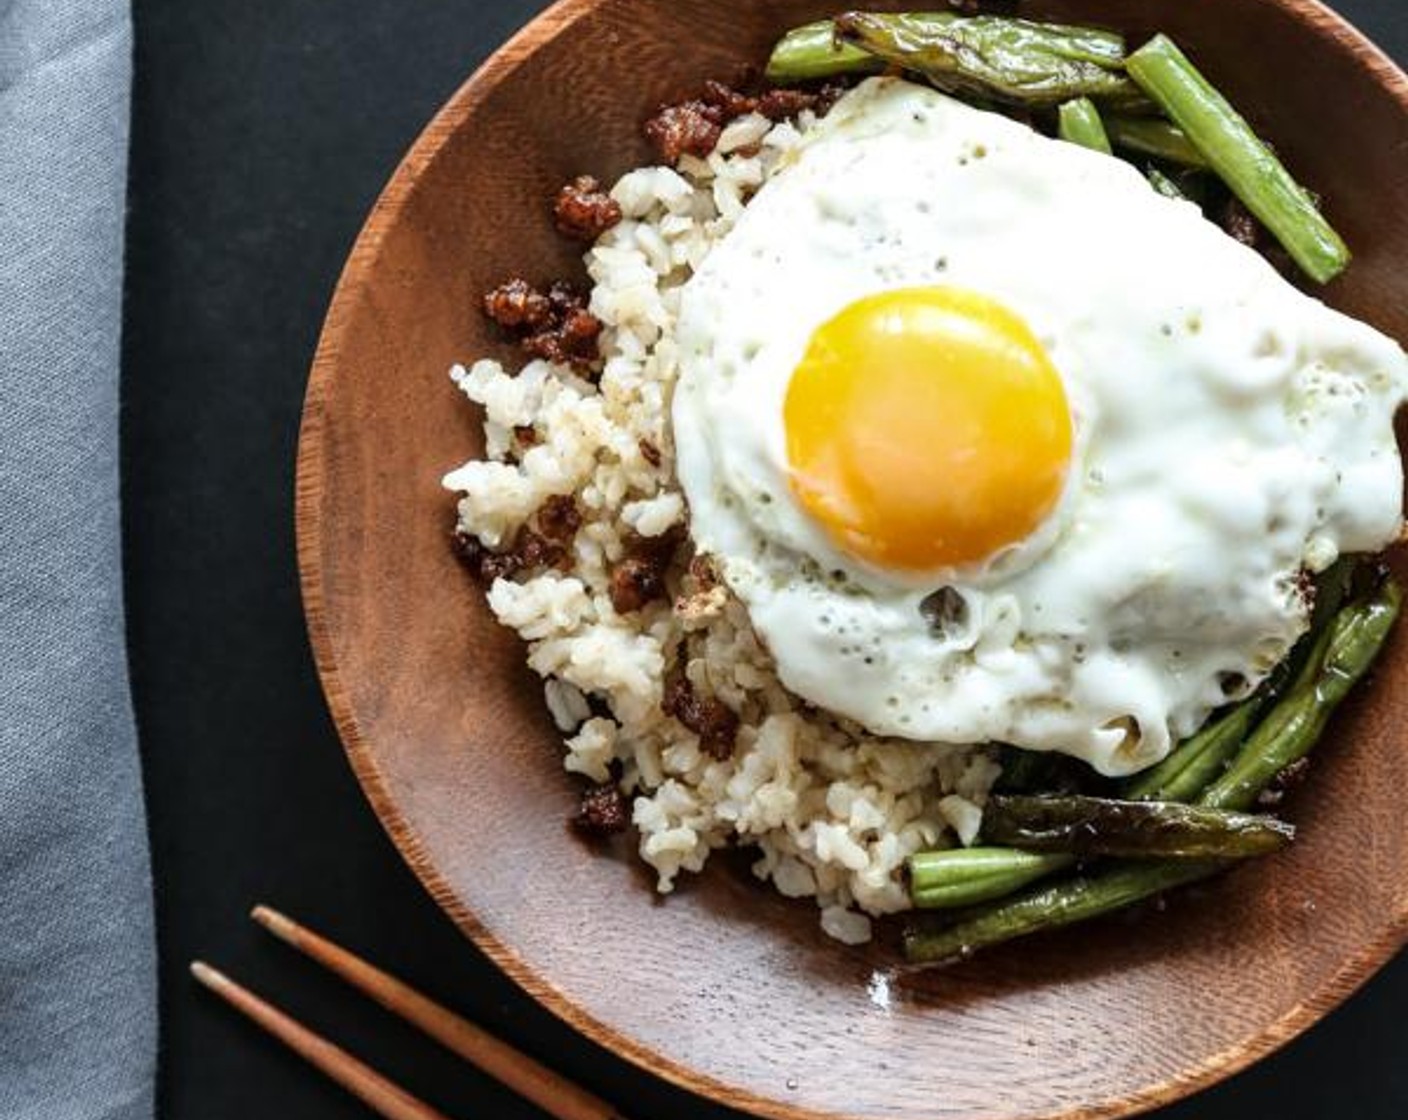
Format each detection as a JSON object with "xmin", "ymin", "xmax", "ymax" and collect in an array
[{"xmin": 124, "ymin": 2, "xmax": 1408, "ymax": 1117}]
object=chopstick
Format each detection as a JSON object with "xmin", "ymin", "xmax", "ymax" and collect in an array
[
  {"xmin": 251, "ymin": 905, "xmax": 621, "ymax": 1120},
  {"xmin": 190, "ymin": 961, "xmax": 453, "ymax": 1120},
  {"xmin": 191, "ymin": 905, "xmax": 625, "ymax": 1120}
]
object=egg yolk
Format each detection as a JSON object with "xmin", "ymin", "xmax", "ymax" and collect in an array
[{"xmin": 784, "ymin": 287, "xmax": 1073, "ymax": 571}]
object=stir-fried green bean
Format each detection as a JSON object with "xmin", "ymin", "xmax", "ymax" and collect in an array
[
  {"xmin": 829, "ymin": 11, "xmax": 1149, "ymax": 110},
  {"xmin": 1145, "ymin": 166, "xmax": 1189, "ymax": 200},
  {"xmin": 764, "ymin": 19, "xmax": 1352, "ymax": 284},
  {"xmin": 1058, "ymin": 97, "xmax": 1112, "ymax": 154},
  {"xmin": 909, "ymin": 848, "xmax": 1075, "ymax": 910},
  {"xmin": 757, "ymin": 17, "xmax": 1377, "ymax": 967},
  {"xmin": 915, "ymin": 700, "xmax": 1255, "ymax": 910},
  {"xmin": 905, "ymin": 860, "xmax": 1221, "ymax": 964},
  {"xmin": 1121, "ymin": 702, "xmax": 1257, "ymax": 802},
  {"xmin": 906, "ymin": 577, "xmax": 1400, "ymax": 965},
  {"xmin": 1125, "ymin": 35, "xmax": 1350, "ymax": 282},
  {"xmin": 981, "ymin": 795, "xmax": 1295, "ymax": 858},
  {"xmin": 1104, "ymin": 115, "xmax": 1209, "ymax": 168},
  {"xmin": 1202, "ymin": 577, "xmax": 1401, "ymax": 811},
  {"xmin": 913, "ymin": 559, "xmax": 1365, "ymax": 910},
  {"xmin": 764, "ymin": 19, "xmax": 882, "ymax": 83}
]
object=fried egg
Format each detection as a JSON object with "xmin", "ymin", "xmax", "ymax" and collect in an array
[{"xmin": 671, "ymin": 78, "xmax": 1408, "ymax": 776}]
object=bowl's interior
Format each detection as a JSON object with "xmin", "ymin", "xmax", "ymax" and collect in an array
[{"xmin": 298, "ymin": 2, "xmax": 1408, "ymax": 1118}]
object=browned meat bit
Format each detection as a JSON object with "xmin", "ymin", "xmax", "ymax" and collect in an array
[
  {"xmin": 553, "ymin": 174, "xmax": 622, "ymax": 241},
  {"xmin": 482, "ymin": 276, "xmax": 604, "ymax": 372},
  {"xmin": 527, "ymin": 280, "xmax": 603, "ymax": 368},
  {"xmin": 514, "ymin": 527, "xmax": 567, "ymax": 571},
  {"xmin": 645, "ymin": 78, "xmax": 852, "ymax": 164},
  {"xmin": 1218, "ymin": 196, "xmax": 1296, "ymax": 274},
  {"xmin": 609, "ymin": 527, "xmax": 684, "ymax": 615},
  {"xmin": 700, "ymin": 80, "xmax": 834, "ymax": 125},
  {"xmin": 755, "ymin": 87, "xmax": 820, "ymax": 121},
  {"xmin": 453, "ymin": 495, "xmax": 583, "ymax": 583},
  {"xmin": 700, "ymin": 79, "xmax": 757, "ymax": 119},
  {"xmin": 537, "ymin": 494, "xmax": 582, "ymax": 544},
  {"xmin": 644, "ymin": 100, "xmax": 724, "ymax": 163},
  {"xmin": 1257, "ymin": 757, "xmax": 1312, "ymax": 808},
  {"xmin": 483, "ymin": 277, "xmax": 554, "ymax": 331},
  {"xmin": 452, "ymin": 528, "xmax": 489, "ymax": 573},
  {"xmin": 466, "ymin": 541, "xmax": 514, "ymax": 579},
  {"xmin": 700, "ymin": 79, "xmax": 842, "ymax": 125},
  {"xmin": 573, "ymin": 783, "xmax": 630, "ymax": 835},
  {"xmin": 638, "ymin": 438, "xmax": 662, "ymax": 468},
  {"xmin": 663, "ymin": 670, "xmax": 740, "ymax": 760},
  {"xmin": 609, "ymin": 557, "xmax": 666, "ymax": 614},
  {"xmin": 521, "ymin": 304, "xmax": 603, "ymax": 367},
  {"xmin": 452, "ymin": 528, "xmax": 523, "ymax": 583},
  {"xmin": 1219, "ymin": 196, "xmax": 1261, "ymax": 248},
  {"xmin": 546, "ymin": 279, "xmax": 587, "ymax": 315},
  {"xmin": 451, "ymin": 524, "xmax": 567, "ymax": 584}
]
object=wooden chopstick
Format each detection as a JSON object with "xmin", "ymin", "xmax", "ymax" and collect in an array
[
  {"xmin": 250, "ymin": 905, "xmax": 624, "ymax": 1120},
  {"xmin": 190, "ymin": 961, "xmax": 453, "ymax": 1120}
]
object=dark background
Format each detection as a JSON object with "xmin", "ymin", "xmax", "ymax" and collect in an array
[{"xmin": 122, "ymin": 1, "xmax": 1408, "ymax": 1117}]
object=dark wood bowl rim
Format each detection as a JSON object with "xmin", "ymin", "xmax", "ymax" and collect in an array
[{"xmin": 296, "ymin": 2, "xmax": 1408, "ymax": 1117}]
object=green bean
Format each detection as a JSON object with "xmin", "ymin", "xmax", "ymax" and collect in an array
[
  {"xmin": 923, "ymin": 697, "xmax": 1253, "ymax": 907},
  {"xmin": 909, "ymin": 848, "xmax": 1075, "ymax": 910},
  {"xmin": 981, "ymin": 795, "xmax": 1294, "ymax": 858},
  {"xmin": 1121, "ymin": 702, "xmax": 1257, "ymax": 802},
  {"xmin": 1307, "ymin": 554, "xmax": 1360, "ymax": 633},
  {"xmin": 1146, "ymin": 166, "xmax": 1188, "ymax": 200},
  {"xmin": 929, "ymin": 696, "xmax": 1255, "ymax": 903},
  {"xmin": 1058, "ymin": 97, "xmax": 1112, "ymax": 154},
  {"xmin": 905, "ymin": 859, "xmax": 1220, "ymax": 964},
  {"xmin": 1201, "ymin": 577, "xmax": 1401, "ymax": 811},
  {"xmin": 763, "ymin": 19, "xmax": 881, "ymax": 84},
  {"xmin": 840, "ymin": 11, "xmax": 1134, "ymax": 69},
  {"xmin": 913, "ymin": 562, "xmax": 1364, "ymax": 911},
  {"xmin": 831, "ymin": 12, "xmax": 1149, "ymax": 110},
  {"xmin": 905, "ymin": 578, "xmax": 1400, "ymax": 965},
  {"xmin": 1125, "ymin": 35, "xmax": 1349, "ymax": 283},
  {"xmin": 1123, "ymin": 556, "xmax": 1358, "ymax": 804},
  {"xmin": 1104, "ymin": 115, "xmax": 1209, "ymax": 168}
]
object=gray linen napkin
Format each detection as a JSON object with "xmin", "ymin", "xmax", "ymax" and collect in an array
[{"xmin": 0, "ymin": 1, "xmax": 155, "ymax": 1117}]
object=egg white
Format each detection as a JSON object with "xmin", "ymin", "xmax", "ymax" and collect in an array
[{"xmin": 671, "ymin": 78, "xmax": 1408, "ymax": 775}]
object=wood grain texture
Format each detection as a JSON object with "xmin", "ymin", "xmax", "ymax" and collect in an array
[
  {"xmin": 251, "ymin": 906, "xmax": 623, "ymax": 1120},
  {"xmin": 190, "ymin": 963, "xmax": 455, "ymax": 1120},
  {"xmin": 295, "ymin": 3, "xmax": 1408, "ymax": 1118}
]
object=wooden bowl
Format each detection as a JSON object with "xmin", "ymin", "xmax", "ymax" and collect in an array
[{"xmin": 297, "ymin": 3, "xmax": 1408, "ymax": 1117}]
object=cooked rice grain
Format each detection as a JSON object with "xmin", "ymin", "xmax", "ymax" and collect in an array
[{"xmin": 444, "ymin": 109, "xmax": 999, "ymax": 942}]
